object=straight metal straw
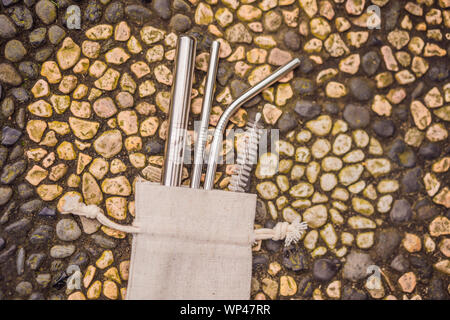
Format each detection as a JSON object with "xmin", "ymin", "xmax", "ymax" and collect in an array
[
  {"xmin": 162, "ymin": 35, "xmax": 197, "ymax": 187},
  {"xmin": 190, "ymin": 40, "xmax": 221, "ymax": 189},
  {"xmin": 203, "ymin": 58, "xmax": 301, "ymax": 190}
]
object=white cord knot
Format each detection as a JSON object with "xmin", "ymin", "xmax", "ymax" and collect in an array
[
  {"xmin": 60, "ymin": 195, "xmax": 140, "ymax": 234},
  {"xmin": 253, "ymin": 219, "xmax": 308, "ymax": 247}
]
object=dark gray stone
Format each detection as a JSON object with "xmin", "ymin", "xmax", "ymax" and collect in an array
[
  {"xmin": 26, "ymin": 253, "xmax": 46, "ymax": 270},
  {"xmin": 409, "ymin": 254, "xmax": 432, "ymax": 279},
  {"xmin": 0, "ymin": 237, "xmax": 5, "ymax": 251},
  {"xmin": 8, "ymin": 5, "xmax": 33, "ymax": 30},
  {"xmin": 50, "ymin": 245, "xmax": 75, "ymax": 258},
  {"xmin": 15, "ymin": 108, "xmax": 25, "ymax": 129},
  {"xmin": 390, "ymin": 199, "xmax": 412, "ymax": 224},
  {"xmin": 125, "ymin": 5, "xmax": 152, "ymax": 24},
  {"xmin": 4, "ymin": 218, "xmax": 31, "ymax": 233},
  {"xmin": 401, "ymin": 167, "xmax": 422, "ymax": 193},
  {"xmin": 430, "ymin": 277, "xmax": 449, "ymax": 300},
  {"xmin": 56, "ymin": 219, "xmax": 82, "ymax": 241},
  {"xmin": 372, "ymin": 228, "xmax": 402, "ymax": 262},
  {"xmin": 298, "ymin": 56, "xmax": 314, "ymax": 74},
  {"xmin": 30, "ymin": 225, "xmax": 53, "ymax": 245},
  {"xmin": 216, "ymin": 66, "xmax": 232, "ymax": 87},
  {"xmin": 282, "ymin": 245, "xmax": 308, "ymax": 271},
  {"xmin": 20, "ymin": 199, "xmax": 43, "ymax": 214},
  {"xmin": 411, "ymin": 81, "xmax": 425, "ymax": 99},
  {"xmin": 48, "ymin": 25, "xmax": 65, "ymax": 44},
  {"xmin": 386, "ymin": 139, "xmax": 416, "ymax": 168},
  {"xmin": 390, "ymin": 254, "xmax": 409, "ymax": 273},
  {"xmin": 323, "ymin": 102, "xmax": 339, "ymax": 114},
  {"xmin": 173, "ymin": 0, "xmax": 190, "ymax": 12},
  {"xmin": 283, "ymin": 30, "xmax": 301, "ymax": 51},
  {"xmin": 0, "ymin": 201, "xmax": 15, "ymax": 225},
  {"xmin": 342, "ymin": 250, "xmax": 373, "ymax": 281},
  {"xmin": 252, "ymin": 254, "xmax": 269, "ymax": 272},
  {"xmin": 297, "ymin": 275, "xmax": 313, "ymax": 298},
  {"xmin": 0, "ymin": 245, "xmax": 16, "ymax": 264},
  {"xmin": 0, "ymin": 14, "xmax": 17, "ymax": 38},
  {"xmin": 414, "ymin": 200, "xmax": 438, "ymax": 221},
  {"xmin": 18, "ymin": 183, "xmax": 34, "ymax": 199},
  {"xmin": 29, "ymin": 292, "xmax": 45, "ymax": 300},
  {"xmin": 0, "ymin": 146, "xmax": 7, "ymax": 169},
  {"xmin": 1, "ymin": 126, "xmax": 21, "ymax": 146},
  {"xmin": 10, "ymin": 87, "xmax": 30, "ymax": 103},
  {"xmin": 2, "ymin": 0, "xmax": 19, "ymax": 6},
  {"xmin": 18, "ymin": 61, "xmax": 39, "ymax": 79},
  {"xmin": 313, "ymin": 258, "xmax": 340, "ymax": 281},
  {"xmin": 294, "ymin": 100, "xmax": 321, "ymax": 120},
  {"xmin": 15, "ymin": 281, "xmax": 32, "ymax": 297},
  {"xmin": 105, "ymin": 1, "xmax": 124, "ymax": 23},
  {"xmin": 16, "ymin": 247, "xmax": 25, "ymax": 275},
  {"xmin": 342, "ymin": 286, "xmax": 367, "ymax": 300},
  {"xmin": 343, "ymin": 104, "xmax": 370, "ymax": 129},
  {"xmin": 361, "ymin": 51, "xmax": 380, "ymax": 76},
  {"xmin": 34, "ymin": 46, "xmax": 53, "ymax": 62},
  {"xmin": 277, "ymin": 112, "xmax": 298, "ymax": 133},
  {"xmin": 0, "ymin": 63, "xmax": 22, "ymax": 86},
  {"xmin": 91, "ymin": 234, "xmax": 116, "ymax": 249},
  {"xmin": 255, "ymin": 199, "xmax": 266, "ymax": 224},
  {"xmin": 427, "ymin": 60, "xmax": 449, "ymax": 82},
  {"xmin": 292, "ymin": 78, "xmax": 315, "ymax": 95},
  {"xmin": 152, "ymin": 0, "xmax": 171, "ymax": 20},
  {"xmin": 418, "ymin": 142, "xmax": 441, "ymax": 160},
  {"xmin": 84, "ymin": 1, "xmax": 102, "ymax": 23},
  {"xmin": 1, "ymin": 159, "xmax": 26, "ymax": 183},
  {"xmin": 170, "ymin": 14, "xmax": 191, "ymax": 32},
  {"xmin": 384, "ymin": 0, "xmax": 400, "ymax": 31},
  {"xmin": 29, "ymin": 27, "xmax": 47, "ymax": 46},
  {"xmin": 35, "ymin": 0, "xmax": 57, "ymax": 25},
  {"xmin": 372, "ymin": 120, "xmax": 395, "ymax": 138},
  {"xmin": 348, "ymin": 77, "xmax": 374, "ymax": 101},
  {"xmin": 1, "ymin": 97, "xmax": 15, "ymax": 118},
  {"xmin": 69, "ymin": 251, "xmax": 89, "ymax": 267},
  {"xmin": 143, "ymin": 141, "xmax": 163, "ymax": 155},
  {"xmin": 4, "ymin": 39, "xmax": 27, "ymax": 62},
  {"xmin": 9, "ymin": 145, "xmax": 23, "ymax": 161},
  {"xmin": 38, "ymin": 207, "xmax": 56, "ymax": 217},
  {"xmin": 0, "ymin": 186, "xmax": 13, "ymax": 205}
]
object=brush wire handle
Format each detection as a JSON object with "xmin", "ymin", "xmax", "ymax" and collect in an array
[{"xmin": 229, "ymin": 113, "xmax": 263, "ymax": 193}]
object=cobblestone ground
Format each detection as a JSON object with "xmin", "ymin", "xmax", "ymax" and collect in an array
[{"xmin": 0, "ymin": 0, "xmax": 449, "ymax": 300}]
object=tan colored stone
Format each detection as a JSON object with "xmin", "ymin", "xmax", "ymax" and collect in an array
[
  {"xmin": 85, "ymin": 24, "xmax": 113, "ymax": 40},
  {"xmin": 96, "ymin": 250, "xmax": 114, "ymax": 269},
  {"xmin": 28, "ymin": 100, "xmax": 53, "ymax": 117},
  {"xmin": 115, "ymin": 21, "xmax": 130, "ymax": 41},
  {"xmin": 56, "ymin": 37, "xmax": 80, "ymax": 70},
  {"xmin": 94, "ymin": 68, "xmax": 120, "ymax": 91},
  {"xmin": 398, "ymin": 272, "xmax": 416, "ymax": 293},
  {"xmin": 102, "ymin": 176, "xmax": 131, "ymax": 196},
  {"xmin": 41, "ymin": 61, "xmax": 62, "ymax": 83}
]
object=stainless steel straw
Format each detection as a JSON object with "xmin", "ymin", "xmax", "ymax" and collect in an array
[
  {"xmin": 203, "ymin": 58, "xmax": 301, "ymax": 190},
  {"xmin": 162, "ymin": 35, "xmax": 197, "ymax": 186},
  {"xmin": 190, "ymin": 40, "xmax": 221, "ymax": 189}
]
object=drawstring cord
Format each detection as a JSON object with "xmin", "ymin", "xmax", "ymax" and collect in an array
[
  {"xmin": 61, "ymin": 195, "xmax": 308, "ymax": 246},
  {"xmin": 60, "ymin": 195, "xmax": 140, "ymax": 234}
]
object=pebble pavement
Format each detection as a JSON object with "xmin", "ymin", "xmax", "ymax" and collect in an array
[{"xmin": 0, "ymin": 0, "xmax": 449, "ymax": 300}]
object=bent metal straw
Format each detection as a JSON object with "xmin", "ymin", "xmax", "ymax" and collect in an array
[{"xmin": 203, "ymin": 58, "xmax": 301, "ymax": 190}]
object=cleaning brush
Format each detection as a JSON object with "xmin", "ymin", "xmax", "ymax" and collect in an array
[{"xmin": 229, "ymin": 113, "xmax": 263, "ymax": 193}]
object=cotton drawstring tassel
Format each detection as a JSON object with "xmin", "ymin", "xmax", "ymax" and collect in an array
[
  {"xmin": 253, "ymin": 219, "xmax": 308, "ymax": 247},
  {"xmin": 60, "ymin": 195, "xmax": 140, "ymax": 234}
]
